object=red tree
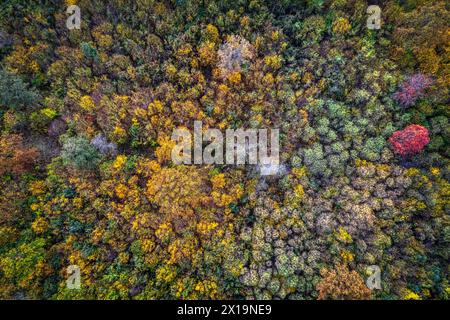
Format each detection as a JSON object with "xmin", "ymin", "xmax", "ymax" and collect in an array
[{"xmin": 388, "ymin": 124, "xmax": 430, "ymax": 157}]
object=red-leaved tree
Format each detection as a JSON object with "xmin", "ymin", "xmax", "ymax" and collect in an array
[
  {"xmin": 393, "ymin": 74, "xmax": 433, "ymax": 107},
  {"xmin": 388, "ymin": 124, "xmax": 430, "ymax": 157}
]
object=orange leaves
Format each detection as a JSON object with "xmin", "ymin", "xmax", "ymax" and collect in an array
[
  {"xmin": 198, "ymin": 41, "xmax": 217, "ymax": 66},
  {"xmin": 0, "ymin": 134, "xmax": 39, "ymax": 176},
  {"xmin": 316, "ymin": 264, "xmax": 371, "ymax": 300},
  {"xmin": 136, "ymin": 158, "xmax": 160, "ymax": 178}
]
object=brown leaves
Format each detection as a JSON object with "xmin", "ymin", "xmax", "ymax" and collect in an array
[
  {"xmin": 316, "ymin": 264, "xmax": 372, "ymax": 300},
  {"xmin": 0, "ymin": 134, "xmax": 39, "ymax": 176}
]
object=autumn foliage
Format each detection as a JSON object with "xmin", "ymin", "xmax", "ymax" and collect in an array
[
  {"xmin": 0, "ymin": 134, "xmax": 39, "ymax": 175},
  {"xmin": 316, "ymin": 264, "xmax": 372, "ymax": 300},
  {"xmin": 0, "ymin": 0, "xmax": 448, "ymax": 301},
  {"xmin": 388, "ymin": 124, "xmax": 430, "ymax": 157},
  {"xmin": 394, "ymin": 74, "xmax": 433, "ymax": 107}
]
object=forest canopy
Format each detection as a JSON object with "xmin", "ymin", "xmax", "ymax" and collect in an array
[{"xmin": 0, "ymin": 0, "xmax": 448, "ymax": 300}]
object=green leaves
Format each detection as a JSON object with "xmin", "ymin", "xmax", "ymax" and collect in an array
[{"xmin": 0, "ymin": 69, "xmax": 39, "ymax": 110}]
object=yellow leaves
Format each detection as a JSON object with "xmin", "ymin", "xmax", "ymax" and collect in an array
[
  {"xmin": 136, "ymin": 158, "xmax": 160, "ymax": 177},
  {"xmin": 40, "ymin": 107, "xmax": 58, "ymax": 119},
  {"xmin": 218, "ymin": 84, "xmax": 229, "ymax": 93},
  {"xmin": 73, "ymin": 197, "xmax": 83, "ymax": 209},
  {"xmin": 113, "ymin": 126, "xmax": 126, "ymax": 142},
  {"xmin": 294, "ymin": 184, "xmax": 304, "ymax": 198},
  {"xmin": 79, "ymin": 95, "xmax": 95, "ymax": 111},
  {"xmin": 112, "ymin": 155, "xmax": 127, "ymax": 171},
  {"xmin": 292, "ymin": 166, "xmax": 307, "ymax": 179},
  {"xmin": 155, "ymin": 223, "xmax": 173, "ymax": 242},
  {"xmin": 177, "ymin": 44, "xmax": 192, "ymax": 56},
  {"xmin": 29, "ymin": 60, "xmax": 40, "ymax": 73},
  {"xmin": 212, "ymin": 183, "xmax": 242, "ymax": 207},
  {"xmin": 227, "ymin": 71, "xmax": 241, "ymax": 84},
  {"xmin": 153, "ymin": 2, "xmax": 166, "ymax": 15},
  {"xmin": 355, "ymin": 159, "xmax": 390, "ymax": 172},
  {"xmin": 264, "ymin": 54, "xmax": 282, "ymax": 70},
  {"xmin": 198, "ymin": 41, "xmax": 216, "ymax": 66},
  {"xmin": 156, "ymin": 265, "xmax": 177, "ymax": 283},
  {"xmin": 167, "ymin": 238, "xmax": 198, "ymax": 265},
  {"xmin": 416, "ymin": 47, "xmax": 440, "ymax": 74},
  {"xmin": 165, "ymin": 63, "xmax": 177, "ymax": 78},
  {"xmin": 284, "ymin": 183, "xmax": 304, "ymax": 209},
  {"xmin": 340, "ymin": 250, "xmax": 354, "ymax": 263},
  {"xmin": 116, "ymin": 24, "xmax": 132, "ymax": 39},
  {"xmin": 240, "ymin": 16, "xmax": 250, "ymax": 28},
  {"xmin": 332, "ymin": 17, "xmax": 351, "ymax": 34},
  {"xmin": 115, "ymin": 183, "xmax": 127, "ymax": 199},
  {"xmin": 194, "ymin": 279, "xmax": 219, "ymax": 299},
  {"xmin": 5, "ymin": 44, "xmax": 46, "ymax": 74},
  {"xmin": 336, "ymin": 227, "xmax": 353, "ymax": 244},
  {"xmin": 97, "ymin": 35, "xmax": 113, "ymax": 49},
  {"xmin": 141, "ymin": 239, "xmax": 155, "ymax": 253},
  {"xmin": 118, "ymin": 252, "xmax": 129, "ymax": 264},
  {"xmin": 403, "ymin": 289, "xmax": 421, "ymax": 300},
  {"xmin": 31, "ymin": 217, "xmax": 48, "ymax": 234},
  {"xmin": 29, "ymin": 202, "xmax": 39, "ymax": 213},
  {"xmin": 29, "ymin": 180, "xmax": 46, "ymax": 196},
  {"xmin": 196, "ymin": 221, "xmax": 218, "ymax": 236},
  {"xmin": 92, "ymin": 228, "xmax": 103, "ymax": 244},
  {"xmin": 133, "ymin": 107, "xmax": 147, "ymax": 119},
  {"xmin": 146, "ymin": 166, "xmax": 208, "ymax": 217},
  {"xmin": 211, "ymin": 173, "xmax": 226, "ymax": 189},
  {"xmin": 271, "ymin": 30, "xmax": 281, "ymax": 42},
  {"xmin": 148, "ymin": 100, "xmax": 164, "ymax": 115},
  {"xmin": 263, "ymin": 73, "xmax": 275, "ymax": 86},
  {"xmin": 155, "ymin": 135, "xmax": 176, "ymax": 164},
  {"xmin": 431, "ymin": 167, "xmax": 440, "ymax": 176},
  {"xmin": 205, "ymin": 24, "xmax": 219, "ymax": 43}
]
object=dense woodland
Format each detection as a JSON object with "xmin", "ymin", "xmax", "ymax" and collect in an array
[{"xmin": 0, "ymin": 0, "xmax": 448, "ymax": 300}]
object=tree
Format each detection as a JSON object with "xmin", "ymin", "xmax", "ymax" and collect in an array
[
  {"xmin": 388, "ymin": 124, "xmax": 430, "ymax": 157},
  {"xmin": 146, "ymin": 166, "xmax": 210, "ymax": 220},
  {"xmin": 394, "ymin": 74, "xmax": 433, "ymax": 107},
  {"xmin": 316, "ymin": 264, "xmax": 372, "ymax": 300},
  {"xmin": 0, "ymin": 134, "xmax": 39, "ymax": 176},
  {"xmin": 60, "ymin": 136, "xmax": 101, "ymax": 170},
  {"xmin": 0, "ymin": 69, "xmax": 39, "ymax": 109}
]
